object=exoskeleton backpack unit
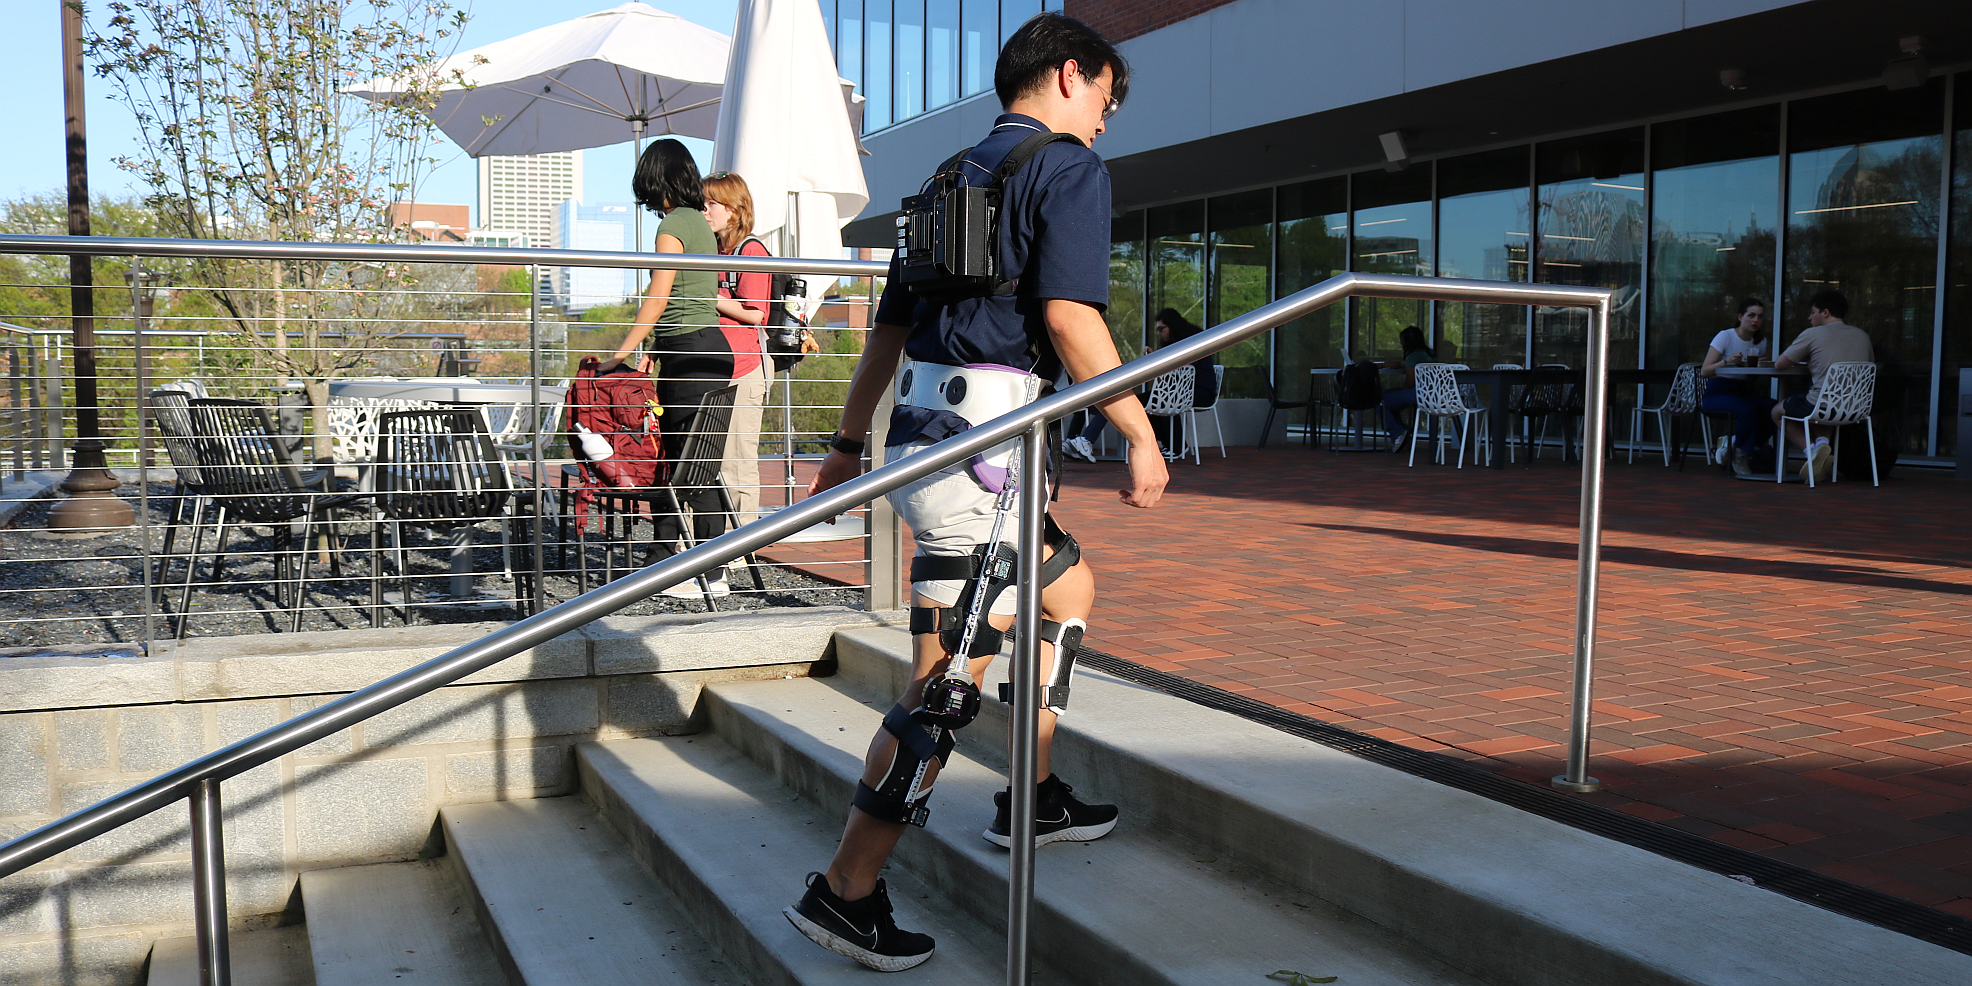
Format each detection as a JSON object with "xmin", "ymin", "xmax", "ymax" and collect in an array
[{"xmin": 894, "ymin": 130, "xmax": 1081, "ymax": 303}]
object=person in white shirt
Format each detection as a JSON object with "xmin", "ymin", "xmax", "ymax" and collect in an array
[{"xmin": 1698, "ymin": 297, "xmax": 1775, "ymax": 475}]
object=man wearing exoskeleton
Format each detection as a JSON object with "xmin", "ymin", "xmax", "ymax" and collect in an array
[{"xmin": 783, "ymin": 13, "xmax": 1168, "ymax": 973}]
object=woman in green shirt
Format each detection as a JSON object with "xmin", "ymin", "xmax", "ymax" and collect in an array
[{"xmin": 607, "ymin": 139, "xmax": 734, "ymax": 574}]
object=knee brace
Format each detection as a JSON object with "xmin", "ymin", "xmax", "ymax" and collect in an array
[
  {"xmin": 997, "ymin": 617, "xmax": 1086, "ymax": 713},
  {"xmin": 908, "ymin": 516, "xmax": 1083, "ymax": 660},
  {"xmin": 852, "ymin": 703, "xmax": 959, "ymax": 827}
]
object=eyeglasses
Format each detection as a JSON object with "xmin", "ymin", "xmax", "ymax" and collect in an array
[{"xmin": 1089, "ymin": 77, "xmax": 1119, "ymax": 120}]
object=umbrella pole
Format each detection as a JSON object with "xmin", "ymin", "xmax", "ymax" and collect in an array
[{"xmin": 631, "ymin": 120, "xmax": 647, "ymax": 251}]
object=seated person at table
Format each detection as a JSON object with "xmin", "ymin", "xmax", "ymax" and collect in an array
[
  {"xmin": 1065, "ymin": 308, "xmax": 1215, "ymax": 462},
  {"xmin": 1379, "ymin": 325, "xmax": 1434, "ymax": 448},
  {"xmin": 1699, "ymin": 296, "xmax": 1776, "ymax": 475},
  {"xmin": 1769, "ymin": 289, "xmax": 1872, "ymax": 484}
]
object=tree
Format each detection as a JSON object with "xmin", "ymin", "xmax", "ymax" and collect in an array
[{"xmin": 87, "ymin": 0, "xmax": 471, "ymax": 456}]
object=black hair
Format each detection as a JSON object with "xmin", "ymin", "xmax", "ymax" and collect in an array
[
  {"xmin": 1737, "ymin": 297, "xmax": 1769, "ymax": 343},
  {"xmin": 1399, "ymin": 325, "xmax": 1432, "ymax": 356},
  {"xmin": 1808, "ymin": 289, "xmax": 1848, "ymax": 320},
  {"xmin": 632, "ymin": 138, "xmax": 705, "ymax": 214},
  {"xmin": 994, "ymin": 12, "xmax": 1129, "ymax": 110},
  {"xmin": 1154, "ymin": 308, "xmax": 1202, "ymax": 342}
]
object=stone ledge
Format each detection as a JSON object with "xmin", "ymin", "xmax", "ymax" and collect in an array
[{"xmin": 0, "ymin": 606, "xmax": 894, "ymax": 713}]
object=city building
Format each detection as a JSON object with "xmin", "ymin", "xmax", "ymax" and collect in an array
[
  {"xmin": 477, "ymin": 151, "xmax": 584, "ymax": 259},
  {"xmin": 554, "ymin": 200, "xmax": 638, "ymax": 313},
  {"xmin": 823, "ymin": 0, "xmax": 1972, "ymax": 461}
]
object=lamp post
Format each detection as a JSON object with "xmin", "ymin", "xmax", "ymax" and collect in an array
[{"xmin": 47, "ymin": 0, "xmax": 134, "ymax": 531}]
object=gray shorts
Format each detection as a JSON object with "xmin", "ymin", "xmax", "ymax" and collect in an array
[{"xmin": 884, "ymin": 440, "xmax": 1032, "ymax": 614}]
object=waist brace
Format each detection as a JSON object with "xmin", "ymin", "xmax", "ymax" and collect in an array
[{"xmin": 892, "ymin": 360, "xmax": 1042, "ymax": 493}]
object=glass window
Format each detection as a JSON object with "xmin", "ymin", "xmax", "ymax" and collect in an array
[
  {"xmin": 962, "ymin": 0, "xmax": 996, "ymax": 97},
  {"xmin": 1275, "ymin": 177, "xmax": 1349, "ymax": 396},
  {"xmin": 1208, "ymin": 189, "xmax": 1273, "ymax": 399},
  {"xmin": 1946, "ymin": 74, "xmax": 1972, "ymax": 457},
  {"xmin": 822, "ymin": 1, "xmax": 836, "ymax": 49},
  {"xmin": 1649, "ymin": 106, "xmax": 1780, "ymax": 372},
  {"xmin": 1536, "ymin": 129, "xmax": 1645, "ymax": 368},
  {"xmin": 1147, "ymin": 201, "xmax": 1205, "ymax": 360},
  {"xmin": 1001, "ymin": 0, "xmax": 1039, "ymax": 43},
  {"xmin": 1351, "ymin": 167, "xmax": 1432, "ymax": 359},
  {"xmin": 838, "ymin": 0, "xmax": 863, "ymax": 96},
  {"xmin": 896, "ymin": 0, "xmax": 924, "ymax": 121},
  {"xmin": 928, "ymin": 1, "xmax": 959, "ymax": 110},
  {"xmin": 1437, "ymin": 147, "xmax": 1531, "ymax": 369},
  {"xmin": 1108, "ymin": 211, "xmax": 1146, "ymax": 364},
  {"xmin": 1786, "ymin": 82, "xmax": 1944, "ymax": 456},
  {"xmin": 866, "ymin": 0, "xmax": 892, "ymax": 130}
]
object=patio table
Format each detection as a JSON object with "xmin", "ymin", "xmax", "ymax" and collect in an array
[
  {"xmin": 1449, "ymin": 367, "xmax": 1674, "ymax": 468},
  {"xmin": 1714, "ymin": 365, "xmax": 1810, "ymax": 482}
]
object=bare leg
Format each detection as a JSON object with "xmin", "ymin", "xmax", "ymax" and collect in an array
[{"xmin": 824, "ymin": 551, "xmax": 1093, "ymax": 901}]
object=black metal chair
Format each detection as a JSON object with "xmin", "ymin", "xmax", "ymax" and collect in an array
[
  {"xmin": 589, "ymin": 385, "xmax": 765, "ymax": 610},
  {"xmin": 374, "ymin": 407, "xmax": 540, "ymax": 622},
  {"xmin": 1257, "ymin": 376, "xmax": 1314, "ymax": 449},
  {"xmin": 182, "ymin": 398, "xmax": 375, "ymax": 634},
  {"xmin": 148, "ymin": 390, "xmax": 217, "ymax": 595}
]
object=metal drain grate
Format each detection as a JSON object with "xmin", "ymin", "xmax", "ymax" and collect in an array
[{"xmin": 1076, "ymin": 647, "xmax": 1972, "ymax": 955}]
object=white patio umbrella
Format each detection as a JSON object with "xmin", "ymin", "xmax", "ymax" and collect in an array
[{"xmin": 346, "ymin": 2, "xmax": 732, "ymax": 244}]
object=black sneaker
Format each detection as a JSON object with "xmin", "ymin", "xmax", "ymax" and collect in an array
[
  {"xmin": 983, "ymin": 774, "xmax": 1119, "ymax": 848},
  {"xmin": 784, "ymin": 872, "xmax": 935, "ymax": 972}
]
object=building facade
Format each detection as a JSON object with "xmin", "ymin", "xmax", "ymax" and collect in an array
[
  {"xmin": 477, "ymin": 152, "xmax": 584, "ymax": 257},
  {"xmin": 554, "ymin": 200, "xmax": 638, "ymax": 313},
  {"xmin": 824, "ymin": 0, "xmax": 1972, "ymax": 460}
]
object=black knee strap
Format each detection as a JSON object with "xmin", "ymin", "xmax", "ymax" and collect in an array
[
  {"xmin": 911, "ymin": 605, "xmax": 1004, "ymax": 657},
  {"xmin": 851, "ymin": 703, "xmax": 959, "ymax": 827}
]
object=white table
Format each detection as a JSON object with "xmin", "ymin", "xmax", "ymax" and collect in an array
[
  {"xmin": 327, "ymin": 377, "xmax": 566, "ymax": 403},
  {"xmin": 1714, "ymin": 365, "xmax": 1808, "ymax": 481}
]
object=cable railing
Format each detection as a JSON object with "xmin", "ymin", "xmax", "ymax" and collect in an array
[{"xmin": 0, "ymin": 234, "xmax": 1616, "ymax": 986}]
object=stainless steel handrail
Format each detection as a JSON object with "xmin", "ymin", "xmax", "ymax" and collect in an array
[{"xmin": 0, "ymin": 257, "xmax": 1615, "ymax": 986}]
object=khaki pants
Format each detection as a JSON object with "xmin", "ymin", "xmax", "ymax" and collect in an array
[{"xmin": 720, "ymin": 359, "xmax": 774, "ymax": 526}]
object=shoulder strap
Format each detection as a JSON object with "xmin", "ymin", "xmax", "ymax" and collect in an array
[{"xmin": 994, "ymin": 131, "xmax": 1081, "ymax": 182}]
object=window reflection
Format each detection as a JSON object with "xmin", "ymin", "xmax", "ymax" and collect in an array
[
  {"xmin": 1109, "ymin": 211, "xmax": 1146, "ymax": 363},
  {"xmin": 838, "ymin": 0, "xmax": 863, "ymax": 97},
  {"xmin": 1351, "ymin": 168, "xmax": 1433, "ymax": 359},
  {"xmin": 1786, "ymin": 82, "xmax": 1943, "ymax": 456},
  {"xmin": 1147, "ymin": 202, "xmax": 1206, "ymax": 360},
  {"xmin": 1946, "ymin": 74, "xmax": 1972, "ymax": 457},
  {"xmin": 1001, "ymin": 0, "xmax": 1040, "ymax": 44},
  {"xmin": 1537, "ymin": 129, "xmax": 1645, "ymax": 369},
  {"xmin": 1649, "ymin": 107, "xmax": 1779, "ymax": 372},
  {"xmin": 1209, "ymin": 190, "xmax": 1273, "ymax": 399},
  {"xmin": 897, "ymin": 0, "xmax": 924, "ymax": 121},
  {"xmin": 865, "ymin": 0, "xmax": 892, "ymax": 129},
  {"xmin": 962, "ymin": 0, "xmax": 996, "ymax": 97},
  {"xmin": 928, "ymin": 1, "xmax": 958, "ymax": 109},
  {"xmin": 1275, "ymin": 178, "xmax": 1349, "ymax": 393},
  {"xmin": 1437, "ymin": 147, "xmax": 1530, "ymax": 369}
]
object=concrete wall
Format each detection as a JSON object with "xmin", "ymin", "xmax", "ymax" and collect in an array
[{"xmin": 0, "ymin": 607, "xmax": 889, "ymax": 986}]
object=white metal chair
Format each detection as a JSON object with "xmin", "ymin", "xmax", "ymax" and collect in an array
[
  {"xmin": 1629, "ymin": 362, "xmax": 1704, "ymax": 466},
  {"xmin": 1191, "ymin": 364, "xmax": 1228, "ymax": 459},
  {"xmin": 1138, "ymin": 365, "xmax": 1199, "ymax": 465},
  {"xmin": 1779, "ymin": 361, "xmax": 1879, "ymax": 487},
  {"xmin": 1411, "ymin": 363, "xmax": 1490, "ymax": 468}
]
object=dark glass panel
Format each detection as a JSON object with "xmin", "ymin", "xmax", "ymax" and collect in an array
[
  {"xmin": 1946, "ymin": 74, "xmax": 1972, "ymax": 456},
  {"xmin": 1536, "ymin": 130, "xmax": 1645, "ymax": 368},
  {"xmin": 1351, "ymin": 169, "xmax": 1431, "ymax": 359},
  {"xmin": 1208, "ymin": 189, "xmax": 1274, "ymax": 399},
  {"xmin": 1108, "ymin": 211, "xmax": 1147, "ymax": 364},
  {"xmin": 1785, "ymin": 81, "xmax": 1943, "ymax": 455},
  {"xmin": 1648, "ymin": 106, "xmax": 1780, "ymax": 372},
  {"xmin": 1275, "ymin": 177, "xmax": 1349, "ymax": 400},
  {"xmin": 1147, "ymin": 202, "xmax": 1206, "ymax": 357},
  {"xmin": 1437, "ymin": 148, "xmax": 1531, "ymax": 369}
]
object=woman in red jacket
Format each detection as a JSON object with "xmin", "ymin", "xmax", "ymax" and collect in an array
[{"xmin": 703, "ymin": 171, "xmax": 773, "ymax": 542}]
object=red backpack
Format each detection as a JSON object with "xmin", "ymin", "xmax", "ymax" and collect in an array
[{"xmin": 565, "ymin": 357, "xmax": 664, "ymax": 525}]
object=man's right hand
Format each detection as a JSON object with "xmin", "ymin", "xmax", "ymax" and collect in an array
[{"xmin": 1121, "ymin": 443, "xmax": 1167, "ymax": 508}]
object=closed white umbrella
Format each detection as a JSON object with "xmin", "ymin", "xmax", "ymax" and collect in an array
[
  {"xmin": 711, "ymin": 0, "xmax": 869, "ymax": 316},
  {"xmin": 346, "ymin": 2, "xmax": 732, "ymax": 244}
]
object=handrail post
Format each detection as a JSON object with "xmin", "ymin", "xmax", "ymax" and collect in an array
[
  {"xmin": 1007, "ymin": 423, "xmax": 1046, "ymax": 985},
  {"xmin": 528, "ymin": 264, "xmax": 546, "ymax": 616},
  {"xmin": 1553, "ymin": 298, "xmax": 1610, "ymax": 794},
  {"xmin": 189, "ymin": 778, "xmax": 231, "ymax": 986}
]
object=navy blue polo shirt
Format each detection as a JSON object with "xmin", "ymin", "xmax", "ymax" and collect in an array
[{"xmin": 875, "ymin": 113, "xmax": 1112, "ymax": 444}]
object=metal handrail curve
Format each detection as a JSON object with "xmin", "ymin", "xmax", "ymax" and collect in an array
[{"xmin": 0, "ymin": 264, "xmax": 1615, "ymax": 986}]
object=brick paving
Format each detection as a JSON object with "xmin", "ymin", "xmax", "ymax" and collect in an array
[{"xmin": 763, "ymin": 443, "xmax": 1972, "ymax": 918}]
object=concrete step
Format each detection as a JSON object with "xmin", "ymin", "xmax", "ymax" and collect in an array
[
  {"xmin": 576, "ymin": 733, "xmax": 1051, "ymax": 985},
  {"xmin": 146, "ymin": 925, "xmax": 312, "ymax": 986},
  {"xmin": 439, "ymin": 797, "xmax": 741, "ymax": 985},
  {"xmin": 299, "ymin": 859, "xmax": 507, "ymax": 986},
  {"xmin": 823, "ymin": 626, "xmax": 1972, "ymax": 986},
  {"xmin": 687, "ymin": 673, "xmax": 1481, "ymax": 986}
]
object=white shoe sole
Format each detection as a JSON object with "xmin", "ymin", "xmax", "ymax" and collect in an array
[
  {"xmin": 980, "ymin": 817, "xmax": 1117, "ymax": 849},
  {"xmin": 783, "ymin": 906, "xmax": 932, "ymax": 973}
]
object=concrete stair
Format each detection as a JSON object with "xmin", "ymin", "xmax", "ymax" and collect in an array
[{"xmin": 150, "ymin": 623, "xmax": 1972, "ymax": 986}]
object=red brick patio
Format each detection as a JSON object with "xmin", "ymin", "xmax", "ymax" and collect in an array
[{"xmin": 763, "ymin": 443, "xmax": 1972, "ymax": 918}]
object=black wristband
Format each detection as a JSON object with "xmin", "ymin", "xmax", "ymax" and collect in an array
[{"xmin": 829, "ymin": 433, "xmax": 866, "ymax": 457}]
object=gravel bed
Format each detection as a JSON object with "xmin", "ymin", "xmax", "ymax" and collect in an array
[{"xmin": 0, "ymin": 481, "xmax": 866, "ymax": 651}]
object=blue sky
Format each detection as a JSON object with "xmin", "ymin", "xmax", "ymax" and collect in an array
[{"xmin": 3, "ymin": 1, "xmax": 740, "ymax": 222}]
